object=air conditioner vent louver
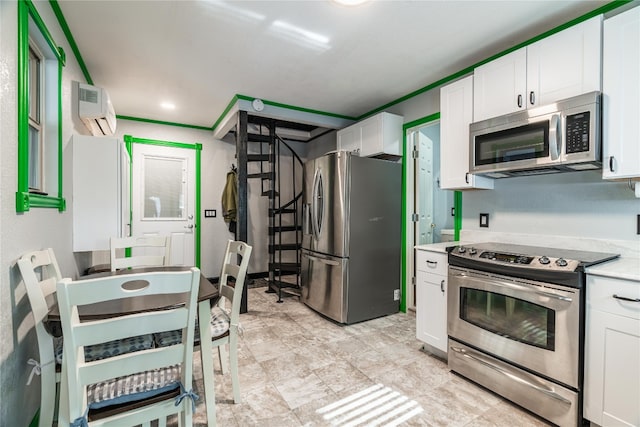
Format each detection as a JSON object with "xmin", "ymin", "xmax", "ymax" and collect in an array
[
  {"xmin": 76, "ymin": 81, "xmax": 116, "ymax": 136},
  {"xmin": 79, "ymin": 87, "xmax": 99, "ymax": 104}
]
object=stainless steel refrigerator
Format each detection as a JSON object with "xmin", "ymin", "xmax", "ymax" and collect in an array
[{"xmin": 301, "ymin": 151, "xmax": 401, "ymax": 324}]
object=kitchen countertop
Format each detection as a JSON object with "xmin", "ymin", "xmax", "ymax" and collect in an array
[
  {"xmin": 415, "ymin": 241, "xmax": 469, "ymax": 253},
  {"xmin": 585, "ymin": 257, "xmax": 640, "ymax": 282}
]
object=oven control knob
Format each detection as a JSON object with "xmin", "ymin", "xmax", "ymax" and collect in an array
[
  {"xmin": 457, "ymin": 246, "xmax": 466, "ymax": 253},
  {"xmin": 539, "ymin": 256, "xmax": 550, "ymax": 265},
  {"xmin": 556, "ymin": 258, "xmax": 568, "ymax": 267},
  {"xmin": 469, "ymin": 247, "xmax": 477, "ymax": 255}
]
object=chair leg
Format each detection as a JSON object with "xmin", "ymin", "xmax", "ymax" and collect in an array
[
  {"xmin": 218, "ymin": 345, "xmax": 228, "ymax": 375},
  {"xmin": 39, "ymin": 366, "xmax": 55, "ymax": 427},
  {"xmin": 229, "ymin": 334, "xmax": 241, "ymax": 404}
]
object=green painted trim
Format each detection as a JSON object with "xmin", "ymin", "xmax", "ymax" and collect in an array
[
  {"xmin": 400, "ymin": 113, "xmax": 442, "ymax": 312},
  {"xmin": 454, "ymin": 191, "xmax": 462, "ymax": 241},
  {"xmin": 126, "ymin": 136, "xmax": 202, "ymax": 266},
  {"xmin": 17, "ymin": 0, "xmax": 66, "ymax": 212},
  {"xmin": 125, "ymin": 135, "xmax": 202, "ymax": 151},
  {"xmin": 24, "ymin": 0, "xmax": 64, "ymax": 63},
  {"xmin": 358, "ymin": 0, "xmax": 631, "ymax": 120},
  {"xmin": 49, "ymin": 0, "xmax": 92, "ymax": 84},
  {"xmin": 195, "ymin": 144, "xmax": 202, "ymax": 268},
  {"xmin": 17, "ymin": 0, "xmax": 29, "ymax": 212},
  {"xmin": 117, "ymin": 115, "xmax": 212, "ymax": 131},
  {"xmin": 211, "ymin": 95, "xmax": 240, "ymax": 131},
  {"xmin": 400, "ymin": 124, "xmax": 408, "ymax": 313},
  {"xmin": 236, "ymin": 94, "xmax": 357, "ymax": 120},
  {"xmin": 28, "ymin": 410, "xmax": 39, "ymax": 427}
]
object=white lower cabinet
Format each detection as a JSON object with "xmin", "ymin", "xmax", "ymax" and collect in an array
[
  {"xmin": 415, "ymin": 249, "xmax": 449, "ymax": 358},
  {"xmin": 584, "ymin": 273, "xmax": 640, "ymax": 427}
]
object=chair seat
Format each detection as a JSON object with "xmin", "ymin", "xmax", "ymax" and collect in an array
[
  {"xmin": 87, "ymin": 365, "xmax": 181, "ymax": 410},
  {"xmin": 54, "ymin": 334, "xmax": 154, "ymax": 365},
  {"xmin": 154, "ymin": 306, "xmax": 231, "ymax": 347}
]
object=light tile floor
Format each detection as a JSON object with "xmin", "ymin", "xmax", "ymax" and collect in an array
[{"xmin": 187, "ymin": 285, "xmax": 551, "ymax": 426}]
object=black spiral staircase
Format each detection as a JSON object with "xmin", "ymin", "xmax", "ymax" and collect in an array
[{"xmin": 242, "ymin": 115, "xmax": 304, "ymax": 302}]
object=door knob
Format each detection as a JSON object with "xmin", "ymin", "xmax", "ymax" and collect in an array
[{"xmin": 184, "ymin": 224, "xmax": 194, "ymax": 229}]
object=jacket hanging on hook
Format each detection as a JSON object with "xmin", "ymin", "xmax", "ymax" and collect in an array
[{"xmin": 221, "ymin": 167, "xmax": 237, "ymax": 234}]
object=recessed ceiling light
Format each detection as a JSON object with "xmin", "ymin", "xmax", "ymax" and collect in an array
[
  {"xmin": 332, "ymin": 0, "xmax": 370, "ymax": 6},
  {"xmin": 160, "ymin": 102, "xmax": 176, "ymax": 110}
]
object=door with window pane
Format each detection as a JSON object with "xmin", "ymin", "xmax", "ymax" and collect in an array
[{"xmin": 132, "ymin": 144, "xmax": 196, "ymax": 266}]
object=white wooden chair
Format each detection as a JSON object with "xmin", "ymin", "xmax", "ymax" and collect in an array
[
  {"xmin": 17, "ymin": 249, "xmax": 63, "ymax": 427},
  {"xmin": 56, "ymin": 268, "xmax": 201, "ymax": 426},
  {"xmin": 109, "ymin": 235, "xmax": 171, "ymax": 271},
  {"xmin": 211, "ymin": 240, "xmax": 252, "ymax": 404},
  {"xmin": 154, "ymin": 240, "xmax": 252, "ymax": 404}
]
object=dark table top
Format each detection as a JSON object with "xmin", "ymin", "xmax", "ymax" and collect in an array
[{"xmin": 47, "ymin": 266, "xmax": 218, "ymax": 322}]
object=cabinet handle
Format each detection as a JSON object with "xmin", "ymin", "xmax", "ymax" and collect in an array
[
  {"xmin": 613, "ymin": 294, "xmax": 640, "ymax": 303},
  {"xmin": 517, "ymin": 94, "xmax": 523, "ymax": 108},
  {"xmin": 440, "ymin": 279, "xmax": 445, "ymax": 293},
  {"xmin": 529, "ymin": 91, "xmax": 535, "ymax": 105},
  {"xmin": 465, "ymin": 172, "xmax": 470, "ymax": 184},
  {"xmin": 426, "ymin": 260, "xmax": 438, "ymax": 267},
  {"xmin": 609, "ymin": 156, "xmax": 615, "ymax": 173}
]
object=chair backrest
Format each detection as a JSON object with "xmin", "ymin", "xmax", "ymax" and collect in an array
[
  {"xmin": 218, "ymin": 240, "xmax": 252, "ymax": 326},
  {"xmin": 17, "ymin": 248, "xmax": 63, "ymax": 367},
  {"xmin": 56, "ymin": 268, "xmax": 200, "ymax": 424},
  {"xmin": 110, "ymin": 235, "xmax": 171, "ymax": 271}
]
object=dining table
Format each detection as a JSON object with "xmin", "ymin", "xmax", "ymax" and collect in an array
[{"xmin": 47, "ymin": 265, "xmax": 219, "ymax": 427}]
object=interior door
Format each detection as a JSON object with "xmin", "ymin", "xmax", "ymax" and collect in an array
[{"xmin": 132, "ymin": 144, "xmax": 196, "ymax": 266}]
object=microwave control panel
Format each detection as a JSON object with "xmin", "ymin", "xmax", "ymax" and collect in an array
[{"xmin": 565, "ymin": 112, "xmax": 590, "ymax": 154}]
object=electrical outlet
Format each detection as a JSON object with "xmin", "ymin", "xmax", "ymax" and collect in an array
[
  {"xmin": 204, "ymin": 209, "xmax": 216, "ymax": 218},
  {"xmin": 393, "ymin": 289, "xmax": 400, "ymax": 301},
  {"xmin": 479, "ymin": 213, "xmax": 490, "ymax": 228},
  {"xmin": 451, "ymin": 207, "xmax": 455, "ymax": 217}
]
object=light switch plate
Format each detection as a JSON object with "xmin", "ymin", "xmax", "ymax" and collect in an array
[{"xmin": 204, "ymin": 209, "xmax": 216, "ymax": 218}]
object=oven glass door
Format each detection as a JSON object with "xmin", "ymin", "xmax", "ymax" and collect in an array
[{"xmin": 461, "ymin": 288, "xmax": 555, "ymax": 351}]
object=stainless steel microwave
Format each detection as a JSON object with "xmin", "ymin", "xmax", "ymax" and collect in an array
[{"xmin": 470, "ymin": 91, "xmax": 601, "ymax": 178}]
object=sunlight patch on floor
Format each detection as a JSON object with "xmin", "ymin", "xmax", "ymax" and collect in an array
[{"xmin": 316, "ymin": 384, "xmax": 423, "ymax": 427}]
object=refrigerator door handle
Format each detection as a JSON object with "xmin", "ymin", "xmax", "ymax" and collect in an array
[
  {"xmin": 302, "ymin": 252, "xmax": 340, "ymax": 266},
  {"xmin": 311, "ymin": 168, "xmax": 323, "ymax": 241},
  {"xmin": 302, "ymin": 203, "xmax": 312, "ymax": 235}
]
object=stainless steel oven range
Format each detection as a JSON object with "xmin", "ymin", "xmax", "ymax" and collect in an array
[{"xmin": 447, "ymin": 243, "xmax": 618, "ymax": 427}]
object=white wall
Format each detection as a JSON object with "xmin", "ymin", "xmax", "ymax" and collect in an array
[{"xmin": 0, "ymin": 1, "xmax": 91, "ymax": 424}]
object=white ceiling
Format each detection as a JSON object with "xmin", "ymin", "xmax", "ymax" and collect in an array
[{"xmin": 57, "ymin": 0, "xmax": 607, "ymax": 129}]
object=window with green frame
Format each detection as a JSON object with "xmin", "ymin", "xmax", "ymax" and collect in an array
[{"xmin": 16, "ymin": 0, "xmax": 66, "ymax": 212}]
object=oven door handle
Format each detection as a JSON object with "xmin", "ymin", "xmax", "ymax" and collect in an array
[
  {"xmin": 453, "ymin": 273, "xmax": 573, "ymax": 303},
  {"xmin": 450, "ymin": 346, "xmax": 572, "ymax": 406}
]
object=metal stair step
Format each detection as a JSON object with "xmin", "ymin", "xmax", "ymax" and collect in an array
[
  {"xmin": 269, "ymin": 243, "xmax": 301, "ymax": 253},
  {"xmin": 261, "ymin": 190, "xmax": 279, "ymax": 197},
  {"xmin": 269, "ymin": 208, "xmax": 296, "ymax": 216},
  {"xmin": 247, "ymin": 172, "xmax": 272, "ymax": 180},
  {"xmin": 247, "ymin": 154, "xmax": 270, "ymax": 162},
  {"xmin": 269, "ymin": 262, "xmax": 300, "ymax": 274},
  {"xmin": 269, "ymin": 225, "xmax": 302, "ymax": 233},
  {"xmin": 248, "ymin": 134, "xmax": 271, "ymax": 143}
]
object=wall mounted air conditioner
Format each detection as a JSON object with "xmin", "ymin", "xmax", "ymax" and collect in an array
[{"xmin": 77, "ymin": 82, "xmax": 117, "ymax": 136}]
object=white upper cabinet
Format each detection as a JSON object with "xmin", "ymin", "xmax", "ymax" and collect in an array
[
  {"xmin": 474, "ymin": 16, "xmax": 603, "ymax": 122},
  {"xmin": 337, "ymin": 112, "xmax": 403, "ymax": 157},
  {"xmin": 440, "ymin": 76, "xmax": 494, "ymax": 190},
  {"xmin": 603, "ymin": 6, "xmax": 640, "ymax": 180}
]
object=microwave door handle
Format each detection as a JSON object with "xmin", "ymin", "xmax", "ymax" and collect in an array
[{"xmin": 549, "ymin": 114, "xmax": 561, "ymax": 161}]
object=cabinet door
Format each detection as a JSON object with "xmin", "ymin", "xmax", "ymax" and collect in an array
[
  {"xmin": 119, "ymin": 143, "xmax": 131, "ymax": 238},
  {"xmin": 585, "ymin": 309, "xmax": 640, "ymax": 426},
  {"xmin": 473, "ymin": 49, "xmax": 527, "ymax": 121},
  {"xmin": 527, "ymin": 16, "xmax": 602, "ymax": 108},
  {"xmin": 441, "ymin": 76, "xmax": 494, "ymax": 190},
  {"xmin": 416, "ymin": 273, "xmax": 448, "ymax": 353},
  {"xmin": 337, "ymin": 126, "xmax": 361, "ymax": 155},
  {"xmin": 359, "ymin": 114, "xmax": 382, "ymax": 157},
  {"xmin": 603, "ymin": 7, "xmax": 640, "ymax": 180}
]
